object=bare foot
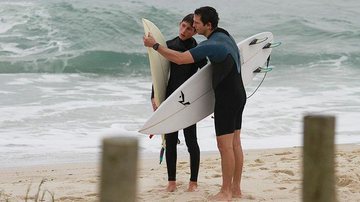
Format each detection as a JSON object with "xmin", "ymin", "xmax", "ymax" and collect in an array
[
  {"xmin": 166, "ymin": 181, "xmax": 176, "ymax": 192},
  {"xmin": 208, "ymin": 190, "xmax": 232, "ymax": 201},
  {"xmin": 186, "ymin": 181, "xmax": 198, "ymax": 192},
  {"xmin": 232, "ymin": 187, "xmax": 242, "ymax": 198}
]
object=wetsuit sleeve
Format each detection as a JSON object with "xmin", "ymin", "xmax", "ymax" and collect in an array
[
  {"xmin": 189, "ymin": 41, "xmax": 228, "ymax": 63},
  {"xmin": 189, "ymin": 43, "xmax": 211, "ymax": 62},
  {"xmin": 190, "ymin": 39, "xmax": 207, "ymax": 69},
  {"xmin": 196, "ymin": 58, "xmax": 207, "ymax": 69}
]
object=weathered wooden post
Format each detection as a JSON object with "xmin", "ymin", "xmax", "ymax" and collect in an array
[
  {"xmin": 303, "ymin": 115, "xmax": 336, "ymax": 202},
  {"xmin": 100, "ymin": 137, "xmax": 138, "ymax": 202}
]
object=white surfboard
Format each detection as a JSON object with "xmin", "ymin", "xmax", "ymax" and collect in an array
[
  {"xmin": 139, "ymin": 32, "xmax": 274, "ymax": 135},
  {"xmin": 142, "ymin": 18, "xmax": 169, "ymax": 150},
  {"xmin": 142, "ymin": 18, "xmax": 170, "ymax": 107}
]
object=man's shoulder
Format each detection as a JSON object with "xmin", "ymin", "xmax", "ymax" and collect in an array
[
  {"xmin": 167, "ymin": 37, "xmax": 198, "ymax": 51},
  {"xmin": 214, "ymin": 28, "xmax": 230, "ymax": 37}
]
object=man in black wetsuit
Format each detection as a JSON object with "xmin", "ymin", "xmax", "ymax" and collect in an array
[
  {"xmin": 150, "ymin": 14, "xmax": 207, "ymax": 192},
  {"xmin": 144, "ymin": 7, "xmax": 246, "ymax": 201}
]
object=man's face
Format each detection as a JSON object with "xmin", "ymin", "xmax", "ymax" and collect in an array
[
  {"xmin": 193, "ymin": 14, "xmax": 206, "ymax": 36},
  {"xmin": 193, "ymin": 15, "xmax": 205, "ymax": 35},
  {"xmin": 179, "ymin": 21, "xmax": 196, "ymax": 40}
]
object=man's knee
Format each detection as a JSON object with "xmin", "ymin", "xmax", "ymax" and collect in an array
[{"xmin": 216, "ymin": 133, "xmax": 234, "ymax": 152}]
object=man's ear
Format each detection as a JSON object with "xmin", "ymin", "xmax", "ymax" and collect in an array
[{"xmin": 206, "ymin": 22, "xmax": 212, "ymax": 30}]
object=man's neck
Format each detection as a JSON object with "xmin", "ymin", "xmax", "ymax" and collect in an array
[{"xmin": 204, "ymin": 29, "xmax": 214, "ymax": 38}]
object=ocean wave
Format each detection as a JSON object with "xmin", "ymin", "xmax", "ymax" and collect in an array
[
  {"xmin": 0, "ymin": 0, "xmax": 181, "ymax": 75},
  {"xmin": 0, "ymin": 0, "xmax": 359, "ymax": 75},
  {"xmin": 273, "ymin": 51, "xmax": 360, "ymax": 68},
  {"xmin": 0, "ymin": 51, "xmax": 150, "ymax": 74}
]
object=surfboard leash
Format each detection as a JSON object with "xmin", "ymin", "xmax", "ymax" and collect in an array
[
  {"xmin": 159, "ymin": 136, "xmax": 180, "ymax": 164},
  {"xmin": 246, "ymin": 56, "xmax": 271, "ymax": 99},
  {"xmin": 159, "ymin": 134, "xmax": 166, "ymax": 164},
  {"xmin": 247, "ymin": 41, "xmax": 281, "ymax": 99},
  {"xmin": 159, "ymin": 147, "xmax": 165, "ymax": 164}
]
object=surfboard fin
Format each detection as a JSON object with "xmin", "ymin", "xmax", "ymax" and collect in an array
[
  {"xmin": 159, "ymin": 147, "xmax": 165, "ymax": 164},
  {"xmin": 254, "ymin": 56, "xmax": 273, "ymax": 73},
  {"xmin": 249, "ymin": 37, "xmax": 268, "ymax": 45},
  {"xmin": 253, "ymin": 67, "xmax": 261, "ymax": 73},
  {"xmin": 159, "ymin": 134, "xmax": 166, "ymax": 164},
  {"xmin": 249, "ymin": 39, "xmax": 258, "ymax": 45},
  {"xmin": 253, "ymin": 67, "xmax": 273, "ymax": 73},
  {"xmin": 263, "ymin": 42, "xmax": 282, "ymax": 49}
]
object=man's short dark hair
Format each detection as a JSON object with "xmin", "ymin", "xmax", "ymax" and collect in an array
[
  {"xmin": 182, "ymin": 13, "xmax": 194, "ymax": 25},
  {"xmin": 194, "ymin": 6, "xmax": 219, "ymax": 30}
]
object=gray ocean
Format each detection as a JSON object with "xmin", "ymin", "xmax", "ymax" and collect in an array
[{"xmin": 1, "ymin": 0, "xmax": 359, "ymax": 167}]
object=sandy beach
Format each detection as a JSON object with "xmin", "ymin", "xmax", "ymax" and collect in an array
[{"xmin": 1, "ymin": 144, "xmax": 359, "ymax": 202}]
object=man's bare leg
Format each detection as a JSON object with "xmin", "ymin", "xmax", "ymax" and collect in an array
[
  {"xmin": 209, "ymin": 133, "xmax": 235, "ymax": 201},
  {"xmin": 166, "ymin": 181, "xmax": 176, "ymax": 192},
  {"xmin": 232, "ymin": 129, "xmax": 243, "ymax": 198}
]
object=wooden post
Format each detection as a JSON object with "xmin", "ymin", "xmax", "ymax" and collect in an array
[
  {"xmin": 303, "ymin": 115, "xmax": 336, "ymax": 202},
  {"xmin": 100, "ymin": 137, "xmax": 138, "ymax": 202}
]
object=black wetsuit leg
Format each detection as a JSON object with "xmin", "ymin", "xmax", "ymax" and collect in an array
[
  {"xmin": 183, "ymin": 124, "xmax": 200, "ymax": 182},
  {"xmin": 214, "ymin": 63, "xmax": 246, "ymax": 136},
  {"xmin": 165, "ymin": 131, "xmax": 178, "ymax": 181}
]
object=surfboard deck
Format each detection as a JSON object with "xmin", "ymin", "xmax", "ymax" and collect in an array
[
  {"xmin": 140, "ymin": 32, "xmax": 274, "ymax": 135},
  {"xmin": 142, "ymin": 18, "xmax": 170, "ymax": 107}
]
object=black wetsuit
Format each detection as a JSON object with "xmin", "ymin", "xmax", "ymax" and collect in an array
[
  {"xmin": 151, "ymin": 36, "xmax": 207, "ymax": 182},
  {"xmin": 189, "ymin": 28, "xmax": 247, "ymax": 136}
]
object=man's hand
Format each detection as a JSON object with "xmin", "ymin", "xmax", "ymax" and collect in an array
[
  {"xmin": 151, "ymin": 98, "xmax": 158, "ymax": 111},
  {"xmin": 143, "ymin": 32, "xmax": 157, "ymax": 48}
]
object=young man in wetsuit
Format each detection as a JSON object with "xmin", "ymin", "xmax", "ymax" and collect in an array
[
  {"xmin": 151, "ymin": 14, "xmax": 207, "ymax": 192},
  {"xmin": 144, "ymin": 6, "xmax": 246, "ymax": 200}
]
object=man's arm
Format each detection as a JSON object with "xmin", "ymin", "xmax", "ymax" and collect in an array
[
  {"xmin": 157, "ymin": 45, "xmax": 194, "ymax": 65},
  {"xmin": 143, "ymin": 33, "xmax": 194, "ymax": 65}
]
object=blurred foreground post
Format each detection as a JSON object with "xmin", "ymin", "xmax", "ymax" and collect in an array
[
  {"xmin": 100, "ymin": 137, "xmax": 138, "ymax": 202},
  {"xmin": 303, "ymin": 115, "xmax": 336, "ymax": 202}
]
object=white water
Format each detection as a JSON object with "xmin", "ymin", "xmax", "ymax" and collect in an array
[{"xmin": 0, "ymin": 70, "xmax": 359, "ymax": 167}]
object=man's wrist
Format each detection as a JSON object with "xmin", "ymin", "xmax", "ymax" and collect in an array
[{"xmin": 152, "ymin": 43, "xmax": 160, "ymax": 51}]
